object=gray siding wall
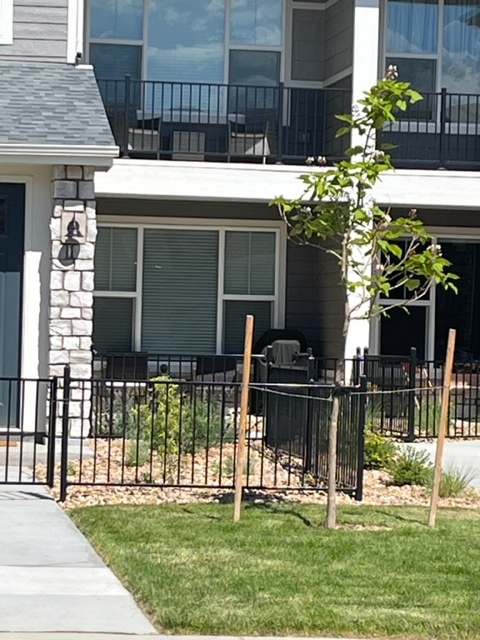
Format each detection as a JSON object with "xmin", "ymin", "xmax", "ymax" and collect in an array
[
  {"xmin": 324, "ymin": 0, "xmax": 354, "ymax": 80},
  {"xmin": 292, "ymin": 9, "xmax": 324, "ymax": 82},
  {"xmin": 285, "ymin": 242, "xmax": 343, "ymax": 359},
  {"xmin": 392, "ymin": 208, "xmax": 480, "ymax": 227},
  {"xmin": 0, "ymin": 0, "xmax": 68, "ymax": 63},
  {"xmin": 315, "ymin": 247, "xmax": 344, "ymax": 359}
]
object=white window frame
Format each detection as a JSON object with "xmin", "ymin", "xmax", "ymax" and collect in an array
[
  {"xmin": 0, "ymin": 0, "xmax": 13, "ymax": 45},
  {"xmin": 94, "ymin": 217, "xmax": 286, "ymax": 354}
]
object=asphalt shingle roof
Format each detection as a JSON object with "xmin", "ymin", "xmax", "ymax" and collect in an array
[{"xmin": 0, "ymin": 62, "xmax": 116, "ymax": 147}]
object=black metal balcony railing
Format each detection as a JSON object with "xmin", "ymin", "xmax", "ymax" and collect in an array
[
  {"xmin": 97, "ymin": 75, "xmax": 352, "ymax": 165},
  {"xmin": 380, "ymin": 88, "xmax": 480, "ymax": 170},
  {"xmin": 98, "ymin": 78, "xmax": 480, "ymax": 169}
]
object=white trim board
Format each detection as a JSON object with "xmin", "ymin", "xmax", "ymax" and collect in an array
[{"xmin": 0, "ymin": 0, "xmax": 13, "ymax": 45}]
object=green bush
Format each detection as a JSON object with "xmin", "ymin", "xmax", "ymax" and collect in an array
[
  {"xmin": 387, "ymin": 446, "xmax": 433, "ymax": 487},
  {"xmin": 364, "ymin": 429, "xmax": 397, "ymax": 470},
  {"xmin": 134, "ymin": 377, "xmax": 234, "ymax": 455},
  {"xmin": 124, "ymin": 439, "xmax": 151, "ymax": 468},
  {"xmin": 436, "ymin": 466, "xmax": 476, "ymax": 498}
]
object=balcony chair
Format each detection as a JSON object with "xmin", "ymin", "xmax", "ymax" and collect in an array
[
  {"xmin": 228, "ymin": 108, "xmax": 278, "ymax": 163},
  {"xmin": 104, "ymin": 352, "xmax": 149, "ymax": 381},
  {"xmin": 106, "ymin": 106, "xmax": 162, "ymax": 157}
]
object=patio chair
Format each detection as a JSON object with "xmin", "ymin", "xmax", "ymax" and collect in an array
[
  {"xmin": 195, "ymin": 355, "xmax": 238, "ymax": 383},
  {"xmin": 228, "ymin": 108, "xmax": 278, "ymax": 163},
  {"xmin": 105, "ymin": 352, "xmax": 149, "ymax": 381}
]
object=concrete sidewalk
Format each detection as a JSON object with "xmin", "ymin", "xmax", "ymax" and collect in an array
[{"xmin": 0, "ymin": 484, "xmax": 159, "ymax": 636}]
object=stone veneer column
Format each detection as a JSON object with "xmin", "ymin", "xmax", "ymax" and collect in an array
[{"xmin": 49, "ymin": 165, "xmax": 96, "ymax": 437}]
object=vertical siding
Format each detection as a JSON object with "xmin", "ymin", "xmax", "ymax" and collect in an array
[
  {"xmin": 324, "ymin": 0, "xmax": 354, "ymax": 80},
  {"xmin": 0, "ymin": 0, "xmax": 68, "ymax": 62}
]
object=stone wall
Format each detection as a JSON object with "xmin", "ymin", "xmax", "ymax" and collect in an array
[{"xmin": 49, "ymin": 165, "xmax": 96, "ymax": 436}]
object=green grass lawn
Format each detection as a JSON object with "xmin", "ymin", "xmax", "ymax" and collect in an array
[{"xmin": 70, "ymin": 502, "xmax": 480, "ymax": 639}]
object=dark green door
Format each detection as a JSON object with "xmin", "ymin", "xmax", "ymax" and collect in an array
[{"xmin": 0, "ymin": 184, "xmax": 25, "ymax": 426}]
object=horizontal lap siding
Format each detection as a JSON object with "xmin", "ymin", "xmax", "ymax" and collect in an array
[
  {"xmin": 0, "ymin": 1, "xmax": 68, "ymax": 62},
  {"xmin": 324, "ymin": 0, "xmax": 354, "ymax": 80},
  {"xmin": 285, "ymin": 242, "xmax": 343, "ymax": 359}
]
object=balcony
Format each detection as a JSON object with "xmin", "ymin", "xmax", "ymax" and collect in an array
[
  {"xmin": 381, "ymin": 89, "xmax": 480, "ymax": 170},
  {"xmin": 97, "ymin": 76, "xmax": 351, "ymax": 165},
  {"xmin": 97, "ymin": 79, "xmax": 480, "ymax": 170}
]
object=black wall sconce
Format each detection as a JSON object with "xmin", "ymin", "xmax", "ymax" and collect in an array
[{"xmin": 61, "ymin": 211, "xmax": 87, "ymax": 264}]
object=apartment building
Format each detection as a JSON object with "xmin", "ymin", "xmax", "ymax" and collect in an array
[{"xmin": 1, "ymin": 0, "xmax": 480, "ymax": 428}]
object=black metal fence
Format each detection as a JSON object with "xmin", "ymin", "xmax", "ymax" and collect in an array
[
  {"xmin": 350, "ymin": 348, "xmax": 480, "ymax": 440},
  {"xmin": 97, "ymin": 76, "xmax": 352, "ymax": 165},
  {"xmin": 380, "ymin": 89, "xmax": 480, "ymax": 170},
  {"xmin": 0, "ymin": 376, "xmax": 57, "ymax": 486},
  {"xmin": 6, "ymin": 346, "xmax": 480, "ymax": 500},
  {"xmin": 58, "ymin": 368, "xmax": 366, "ymax": 502}
]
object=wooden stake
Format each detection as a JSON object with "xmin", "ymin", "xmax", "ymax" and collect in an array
[
  {"xmin": 428, "ymin": 328, "xmax": 456, "ymax": 528},
  {"xmin": 234, "ymin": 314, "xmax": 254, "ymax": 524}
]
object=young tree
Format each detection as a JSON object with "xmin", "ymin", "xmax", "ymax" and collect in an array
[{"xmin": 273, "ymin": 67, "xmax": 458, "ymax": 528}]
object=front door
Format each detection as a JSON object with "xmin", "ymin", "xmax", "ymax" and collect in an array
[{"xmin": 0, "ymin": 184, "xmax": 25, "ymax": 426}]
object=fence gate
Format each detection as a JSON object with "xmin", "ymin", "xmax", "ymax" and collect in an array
[{"xmin": 0, "ymin": 377, "xmax": 57, "ymax": 486}]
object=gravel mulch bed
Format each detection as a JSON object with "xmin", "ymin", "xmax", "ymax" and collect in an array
[{"xmin": 36, "ymin": 437, "xmax": 480, "ymax": 511}]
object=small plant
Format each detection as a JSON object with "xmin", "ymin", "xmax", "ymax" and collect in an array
[
  {"xmin": 67, "ymin": 462, "xmax": 77, "ymax": 477},
  {"xmin": 436, "ymin": 466, "xmax": 476, "ymax": 498},
  {"xmin": 364, "ymin": 429, "xmax": 397, "ymax": 470},
  {"xmin": 387, "ymin": 446, "xmax": 433, "ymax": 486},
  {"xmin": 124, "ymin": 440, "xmax": 151, "ymax": 468}
]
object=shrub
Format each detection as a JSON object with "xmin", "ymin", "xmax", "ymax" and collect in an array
[
  {"xmin": 364, "ymin": 429, "xmax": 397, "ymax": 470},
  {"xmin": 124, "ymin": 440, "xmax": 151, "ymax": 468},
  {"xmin": 387, "ymin": 446, "xmax": 433, "ymax": 486},
  {"xmin": 436, "ymin": 466, "xmax": 476, "ymax": 498},
  {"xmin": 133, "ymin": 377, "xmax": 233, "ymax": 455}
]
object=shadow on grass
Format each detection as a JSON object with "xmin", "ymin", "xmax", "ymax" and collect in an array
[{"xmin": 366, "ymin": 506, "xmax": 429, "ymax": 527}]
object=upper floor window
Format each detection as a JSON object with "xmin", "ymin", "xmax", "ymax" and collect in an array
[
  {"xmin": 88, "ymin": 0, "xmax": 283, "ymax": 87},
  {"xmin": 385, "ymin": 0, "xmax": 480, "ymax": 95}
]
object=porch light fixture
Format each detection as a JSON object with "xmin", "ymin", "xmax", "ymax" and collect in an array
[{"xmin": 61, "ymin": 211, "xmax": 87, "ymax": 263}]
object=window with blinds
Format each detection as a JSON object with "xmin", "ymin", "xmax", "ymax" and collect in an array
[
  {"xmin": 224, "ymin": 231, "xmax": 275, "ymax": 295},
  {"xmin": 93, "ymin": 297, "xmax": 134, "ymax": 352},
  {"xmin": 93, "ymin": 225, "xmax": 279, "ymax": 355},
  {"xmin": 95, "ymin": 227, "xmax": 137, "ymax": 292},
  {"xmin": 141, "ymin": 229, "xmax": 219, "ymax": 353}
]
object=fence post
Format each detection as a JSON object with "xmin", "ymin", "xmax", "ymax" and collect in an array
[
  {"xmin": 46, "ymin": 377, "xmax": 58, "ymax": 488},
  {"xmin": 355, "ymin": 374, "xmax": 367, "ymax": 501},
  {"xmin": 59, "ymin": 365, "xmax": 71, "ymax": 502},
  {"xmin": 439, "ymin": 87, "xmax": 447, "ymax": 169},
  {"xmin": 122, "ymin": 74, "xmax": 131, "ymax": 158},
  {"xmin": 407, "ymin": 347, "xmax": 417, "ymax": 442},
  {"xmin": 276, "ymin": 83, "xmax": 284, "ymax": 164},
  {"xmin": 352, "ymin": 347, "xmax": 361, "ymax": 385},
  {"xmin": 304, "ymin": 380, "xmax": 313, "ymax": 474}
]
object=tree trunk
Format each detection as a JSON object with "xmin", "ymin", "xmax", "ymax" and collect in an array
[
  {"xmin": 325, "ymin": 392, "xmax": 340, "ymax": 528},
  {"xmin": 325, "ymin": 306, "xmax": 349, "ymax": 529}
]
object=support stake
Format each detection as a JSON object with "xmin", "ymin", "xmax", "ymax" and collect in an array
[
  {"xmin": 234, "ymin": 314, "xmax": 254, "ymax": 523},
  {"xmin": 428, "ymin": 328, "xmax": 456, "ymax": 528}
]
